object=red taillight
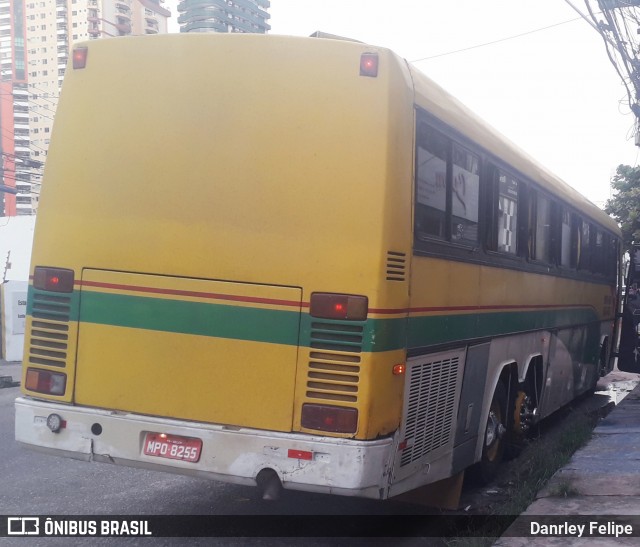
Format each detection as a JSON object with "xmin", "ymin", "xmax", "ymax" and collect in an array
[
  {"xmin": 301, "ymin": 404, "xmax": 358, "ymax": 434},
  {"xmin": 360, "ymin": 53, "xmax": 379, "ymax": 77},
  {"xmin": 310, "ymin": 293, "xmax": 368, "ymax": 321},
  {"xmin": 25, "ymin": 368, "xmax": 66, "ymax": 396},
  {"xmin": 72, "ymin": 47, "xmax": 88, "ymax": 69},
  {"xmin": 33, "ymin": 267, "xmax": 74, "ymax": 293}
]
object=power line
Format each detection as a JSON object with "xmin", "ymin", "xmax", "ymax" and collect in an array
[{"xmin": 411, "ymin": 16, "xmax": 584, "ymax": 63}]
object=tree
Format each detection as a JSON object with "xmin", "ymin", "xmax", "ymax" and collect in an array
[{"xmin": 605, "ymin": 164, "xmax": 640, "ymax": 252}]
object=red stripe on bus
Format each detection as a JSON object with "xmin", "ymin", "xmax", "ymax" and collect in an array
[
  {"xmin": 77, "ymin": 280, "xmax": 308, "ymax": 309},
  {"xmin": 370, "ymin": 303, "xmax": 595, "ymax": 315},
  {"xmin": 31, "ymin": 277, "xmax": 595, "ymax": 317}
]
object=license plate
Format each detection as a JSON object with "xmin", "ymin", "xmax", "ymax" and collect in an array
[{"xmin": 143, "ymin": 432, "xmax": 202, "ymax": 463}]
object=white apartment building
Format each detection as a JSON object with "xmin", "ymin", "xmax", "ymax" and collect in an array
[{"xmin": 5, "ymin": 0, "xmax": 170, "ymax": 216}]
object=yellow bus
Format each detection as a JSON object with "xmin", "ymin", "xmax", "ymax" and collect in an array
[{"xmin": 15, "ymin": 33, "xmax": 621, "ymax": 503}]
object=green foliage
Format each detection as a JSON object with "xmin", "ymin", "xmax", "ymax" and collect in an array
[{"xmin": 605, "ymin": 164, "xmax": 640, "ymax": 251}]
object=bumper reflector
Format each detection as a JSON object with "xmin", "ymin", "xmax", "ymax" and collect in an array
[{"xmin": 288, "ymin": 449, "xmax": 313, "ymax": 461}]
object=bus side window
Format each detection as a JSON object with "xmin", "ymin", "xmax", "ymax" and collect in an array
[
  {"xmin": 415, "ymin": 123, "xmax": 449, "ymax": 240},
  {"xmin": 451, "ymin": 144, "xmax": 480, "ymax": 245},
  {"xmin": 570, "ymin": 213, "xmax": 580, "ymax": 268},
  {"xmin": 534, "ymin": 192, "xmax": 553, "ymax": 263},
  {"xmin": 560, "ymin": 208, "xmax": 572, "ymax": 267},
  {"xmin": 594, "ymin": 229, "xmax": 604, "ymax": 275},
  {"xmin": 491, "ymin": 166, "xmax": 519, "ymax": 255},
  {"xmin": 578, "ymin": 220, "xmax": 591, "ymax": 271}
]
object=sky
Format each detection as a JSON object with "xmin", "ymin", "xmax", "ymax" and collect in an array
[{"xmin": 164, "ymin": 0, "xmax": 640, "ymax": 207}]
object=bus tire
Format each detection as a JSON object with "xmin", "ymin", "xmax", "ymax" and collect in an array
[
  {"xmin": 468, "ymin": 381, "xmax": 507, "ymax": 485},
  {"xmin": 505, "ymin": 386, "xmax": 535, "ymax": 459}
]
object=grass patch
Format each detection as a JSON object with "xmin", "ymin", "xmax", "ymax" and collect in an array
[
  {"xmin": 549, "ymin": 478, "xmax": 581, "ymax": 498},
  {"xmin": 496, "ymin": 411, "xmax": 593, "ymax": 514},
  {"xmin": 443, "ymin": 406, "xmax": 598, "ymax": 546}
]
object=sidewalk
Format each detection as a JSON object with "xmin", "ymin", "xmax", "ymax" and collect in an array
[{"xmin": 495, "ymin": 373, "xmax": 640, "ymax": 546}]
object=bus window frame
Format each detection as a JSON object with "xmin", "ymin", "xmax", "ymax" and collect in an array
[{"xmin": 412, "ymin": 107, "xmax": 619, "ymax": 286}]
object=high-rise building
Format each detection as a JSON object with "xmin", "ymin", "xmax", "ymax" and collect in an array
[
  {"xmin": 0, "ymin": 0, "xmax": 171, "ymax": 217},
  {"xmin": 89, "ymin": 0, "xmax": 170, "ymax": 39},
  {"xmin": 177, "ymin": 0, "xmax": 270, "ymax": 34},
  {"xmin": 0, "ymin": 0, "xmax": 30, "ymax": 216}
]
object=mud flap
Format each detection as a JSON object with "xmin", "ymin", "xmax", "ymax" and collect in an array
[{"xmin": 392, "ymin": 471, "xmax": 464, "ymax": 510}]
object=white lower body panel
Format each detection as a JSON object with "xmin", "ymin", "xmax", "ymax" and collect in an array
[{"xmin": 14, "ymin": 397, "xmax": 394, "ymax": 499}]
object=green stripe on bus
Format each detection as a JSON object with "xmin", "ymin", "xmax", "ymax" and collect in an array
[
  {"xmin": 26, "ymin": 287, "xmax": 602, "ymax": 353},
  {"xmin": 78, "ymin": 291, "xmax": 302, "ymax": 346},
  {"xmin": 407, "ymin": 307, "xmax": 600, "ymax": 348}
]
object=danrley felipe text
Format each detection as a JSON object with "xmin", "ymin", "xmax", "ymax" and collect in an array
[{"xmin": 530, "ymin": 521, "xmax": 633, "ymax": 538}]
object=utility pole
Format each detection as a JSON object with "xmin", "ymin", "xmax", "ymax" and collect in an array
[{"xmin": 567, "ymin": 0, "xmax": 640, "ymax": 145}]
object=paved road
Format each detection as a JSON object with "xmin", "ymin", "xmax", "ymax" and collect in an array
[
  {"xmin": 0, "ymin": 362, "xmax": 443, "ymax": 546},
  {"xmin": 3, "ymin": 361, "xmax": 637, "ymax": 546}
]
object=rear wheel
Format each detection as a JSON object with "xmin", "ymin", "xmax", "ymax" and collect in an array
[
  {"xmin": 469, "ymin": 382, "xmax": 507, "ymax": 484},
  {"xmin": 506, "ymin": 386, "xmax": 536, "ymax": 459}
]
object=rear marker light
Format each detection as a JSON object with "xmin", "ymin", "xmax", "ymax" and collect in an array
[
  {"xmin": 310, "ymin": 293, "xmax": 368, "ymax": 321},
  {"xmin": 33, "ymin": 266, "xmax": 74, "ymax": 293},
  {"xmin": 72, "ymin": 47, "xmax": 88, "ymax": 69},
  {"xmin": 301, "ymin": 404, "xmax": 358, "ymax": 434},
  {"xmin": 392, "ymin": 364, "xmax": 406, "ymax": 376},
  {"xmin": 360, "ymin": 53, "xmax": 379, "ymax": 77}
]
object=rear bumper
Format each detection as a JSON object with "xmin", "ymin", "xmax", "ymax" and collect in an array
[{"xmin": 14, "ymin": 397, "xmax": 395, "ymax": 499}]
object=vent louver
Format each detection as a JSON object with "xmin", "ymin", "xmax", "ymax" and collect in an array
[
  {"xmin": 386, "ymin": 251, "xmax": 406, "ymax": 281},
  {"xmin": 28, "ymin": 292, "xmax": 71, "ymax": 368},
  {"xmin": 306, "ymin": 321, "xmax": 362, "ymax": 403},
  {"xmin": 400, "ymin": 354, "xmax": 460, "ymax": 467}
]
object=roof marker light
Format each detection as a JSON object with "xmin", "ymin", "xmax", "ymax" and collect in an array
[
  {"xmin": 360, "ymin": 53, "xmax": 379, "ymax": 77},
  {"xmin": 72, "ymin": 47, "xmax": 88, "ymax": 70}
]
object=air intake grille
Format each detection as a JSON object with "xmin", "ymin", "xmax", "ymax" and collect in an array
[
  {"xmin": 386, "ymin": 251, "xmax": 407, "ymax": 281},
  {"xmin": 28, "ymin": 292, "xmax": 71, "ymax": 368},
  {"xmin": 307, "ymin": 322, "xmax": 362, "ymax": 403},
  {"xmin": 400, "ymin": 354, "xmax": 460, "ymax": 467}
]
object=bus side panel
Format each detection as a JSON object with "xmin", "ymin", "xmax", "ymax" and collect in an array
[
  {"xmin": 452, "ymin": 342, "xmax": 490, "ymax": 475},
  {"xmin": 538, "ymin": 322, "xmax": 602, "ymax": 419}
]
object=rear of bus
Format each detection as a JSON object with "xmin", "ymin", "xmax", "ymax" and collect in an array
[{"xmin": 15, "ymin": 34, "xmax": 414, "ymax": 499}]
